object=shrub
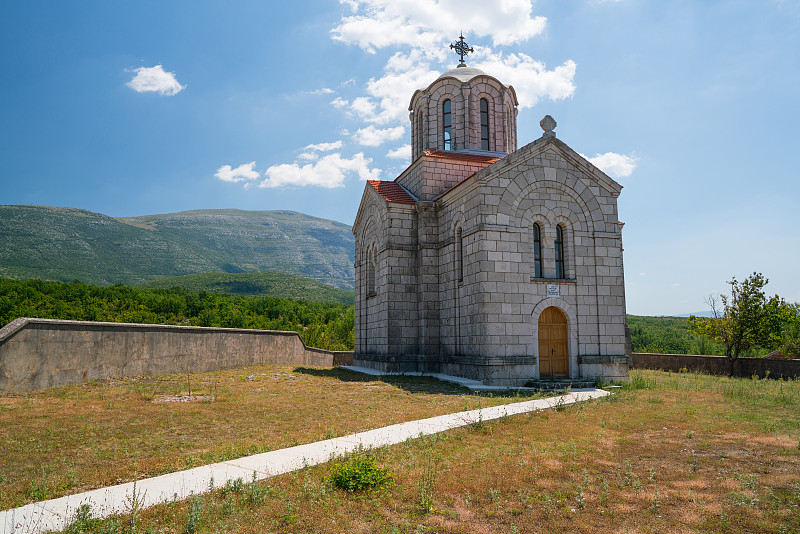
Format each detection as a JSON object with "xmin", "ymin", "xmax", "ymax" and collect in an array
[{"xmin": 329, "ymin": 456, "xmax": 393, "ymax": 492}]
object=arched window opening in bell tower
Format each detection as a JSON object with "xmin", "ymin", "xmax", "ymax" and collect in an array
[
  {"xmin": 443, "ymin": 99, "xmax": 452, "ymax": 151},
  {"xmin": 533, "ymin": 223, "xmax": 542, "ymax": 278},
  {"xmin": 480, "ymin": 98, "xmax": 490, "ymax": 150},
  {"xmin": 417, "ymin": 111, "xmax": 424, "ymax": 155},
  {"xmin": 555, "ymin": 225, "xmax": 566, "ymax": 279}
]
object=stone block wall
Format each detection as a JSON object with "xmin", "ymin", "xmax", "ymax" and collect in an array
[
  {"xmin": 0, "ymin": 318, "xmax": 353, "ymax": 393},
  {"xmin": 632, "ymin": 352, "xmax": 800, "ymax": 379},
  {"xmin": 396, "ymin": 154, "xmax": 493, "ymax": 201}
]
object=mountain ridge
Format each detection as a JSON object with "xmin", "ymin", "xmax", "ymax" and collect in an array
[{"xmin": 0, "ymin": 205, "xmax": 355, "ymax": 289}]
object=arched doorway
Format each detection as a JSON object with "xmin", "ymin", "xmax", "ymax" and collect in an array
[{"xmin": 538, "ymin": 306, "xmax": 568, "ymax": 378}]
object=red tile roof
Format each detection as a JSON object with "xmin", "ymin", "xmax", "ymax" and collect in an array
[
  {"xmin": 367, "ymin": 180, "xmax": 416, "ymax": 204},
  {"xmin": 423, "ymin": 150, "xmax": 504, "ymax": 164}
]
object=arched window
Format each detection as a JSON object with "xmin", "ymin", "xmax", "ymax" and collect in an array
[
  {"xmin": 367, "ymin": 247, "xmax": 376, "ymax": 296},
  {"xmin": 533, "ymin": 223, "xmax": 542, "ymax": 278},
  {"xmin": 456, "ymin": 227, "xmax": 464, "ymax": 283},
  {"xmin": 555, "ymin": 225, "xmax": 565, "ymax": 279},
  {"xmin": 480, "ymin": 98, "xmax": 490, "ymax": 150},
  {"xmin": 442, "ymin": 99, "xmax": 452, "ymax": 151}
]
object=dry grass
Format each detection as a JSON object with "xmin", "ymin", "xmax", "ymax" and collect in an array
[
  {"xmin": 49, "ymin": 370, "xmax": 800, "ymax": 534},
  {"xmin": 0, "ymin": 365, "xmax": 544, "ymax": 511}
]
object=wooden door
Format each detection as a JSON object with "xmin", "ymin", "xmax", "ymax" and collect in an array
[{"xmin": 538, "ymin": 307, "xmax": 568, "ymax": 378}]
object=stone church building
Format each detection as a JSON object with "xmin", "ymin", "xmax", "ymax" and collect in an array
[{"xmin": 352, "ymin": 51, "xmax": 630, "ymax": 386}]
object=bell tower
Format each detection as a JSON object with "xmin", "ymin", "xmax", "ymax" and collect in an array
[{"xmin": 409, "ymin": 35, "xmax": 519, "ymax": 160}]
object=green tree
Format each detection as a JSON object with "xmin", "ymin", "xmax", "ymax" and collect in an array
[
  {"xmin": 779, "ymin": 303, "xmax": 800, "ymax": 357},
  {"xmin": 688, "ymin": 273, "xmax": 784, "ymax": 372},
  {"xmin": 0, "ymin": 277, "xmax": 356, "ymax": 351}
]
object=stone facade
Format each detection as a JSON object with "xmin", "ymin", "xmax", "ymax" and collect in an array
[{"xmin": 353, "ymin": 64, "xmax": 629, "ymax": 386}]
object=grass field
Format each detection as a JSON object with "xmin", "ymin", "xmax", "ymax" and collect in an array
[
  {"xmin": 0, "ymin": 366, "xmax": 546, "ymax": 512},
  {"xmin": 3, "ymin": 369, "xmax": 799, "ymax": 533}
]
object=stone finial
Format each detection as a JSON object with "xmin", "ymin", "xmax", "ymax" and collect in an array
[{"xmin": 540, "ymin": 115, "xmax": 557, "ymax": 139}]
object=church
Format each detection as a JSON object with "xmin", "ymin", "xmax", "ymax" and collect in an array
[{"xmin": 352, "ymin": 38, "xmax": 630, "ymax": 386}]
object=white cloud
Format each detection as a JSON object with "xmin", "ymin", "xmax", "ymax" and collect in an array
[
  {"xmin": 355, "ymin": 50, "xmax": 441, "ymax": 124},
  {"xmin": 351, "ymin": 96, "xmax": 378, "ymax": 118},
  {"xmin": 126, "ymin": 65, "xmax": 185, "ymax": 96},
  {"xmin": 387, "ymin": 144, "xmax": 412, "ymax": 160},
  {"xmin": 353, "ymin": 125, "xmax": 405, "ymax": 146},
  {"xmin": 304, "ymin": 140, "xmax": 343, "ymax": 152},
  {"xmin": 584, "ymin": 152, "xmax": 637, "ymax": 178},
  {"xmin": 298, "ymin": 139, "xmax": 342, "ymax": 161},
  {"xmin": 299, "ymin": 140, "xmax": 344, "ymax": 160},
  {"xmin": 336, "ymin": 47, "xmax": 574, "ymax": 129},
  {"xmin": 327, "ymin": 0, "xmax": 578, "ymax": 161},
  {"xmin": 260, "ymin": 152, "xmax": 381, "ymax": 188},
  {"xmin": 331, "ymin": 0, "xmax": 547, "ymax": 52},
  {"xmin": 215, "ymin": 161, "xmax": 260, "ymax": 183},
  {"xmin": 474, "ymin": 51, "xmax": 576, "ymax": 108},
  {"xmin": 305, "ymin": 87, "xmax": 334, "ymax": 95}
]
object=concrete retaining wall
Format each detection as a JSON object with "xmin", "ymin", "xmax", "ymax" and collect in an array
[
  {"xmin": 632, "ymin": 352, "xmax": 800, "ymax": 380},
  {"xmin": 0, "ymin": 318, "xmax": 354, "ymax": 393}
]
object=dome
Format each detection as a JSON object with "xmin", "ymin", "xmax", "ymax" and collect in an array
[{"xmin": 437, "ymin": 66, "xmax": 488, "ymax": 83}]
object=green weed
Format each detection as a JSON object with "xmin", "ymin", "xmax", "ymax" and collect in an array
[
  {"xmin": 244, "ymin": 473, "xmax": 267, "ymax": 506},
  {"xmin": 123, "ymin": 481, "xmax": 146, "ymax": 534},
  {"xmin": 329, "ymin": 456, "xmax": 393, "ymax": 492},
  {"xmin": 183, "ymin": 495, "xmax": 202, "ymax": 534},
  {"xmin": 624, "ymin": 373, "xmax": 655, "ymax": 390},
  {"xmin": 65, "ymin": 504, "xmax": 97, "ymax": 534}
]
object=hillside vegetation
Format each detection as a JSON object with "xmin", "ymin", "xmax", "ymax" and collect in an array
[
  {"xmin": 2, "ymin": 276, "xmax": 768, "ymax": 357},
  {"xmin": 136, "ymin": 272, "xmax": 353, "ymax": 305},
  {"xmin": 0, "ymin": 278, "xmax": 353, "ymax": 351},
  {"xmin": 628, "ymin": 315, "xmax": 729, "ymax": 356},
  {"xmin": 0, "ymin": 206, "xmax": 355, "ymax": 289}
]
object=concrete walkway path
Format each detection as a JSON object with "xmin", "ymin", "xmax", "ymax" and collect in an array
[{"xmin": 1, "ymin": 388, "xmax": 610, "ymax": 534}]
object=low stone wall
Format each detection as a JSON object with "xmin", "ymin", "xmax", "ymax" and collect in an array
[
  {"xmin": 632, "ymin": 352, "xmax": 800, "ymax": 380},
  {"xmin": 0, "ymin": 318, "xmax": 354, "ymax": 393}
]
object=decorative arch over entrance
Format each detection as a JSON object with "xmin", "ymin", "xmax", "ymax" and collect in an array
[
  {"xmin": 531, "ymin": 298, "xmax": 579, "ymax": 379},
  {"xmin": 538, "ymin": 307, "xmax": 568, "ymax": 378}
]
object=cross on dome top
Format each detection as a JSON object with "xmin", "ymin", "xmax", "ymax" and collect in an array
[{"xmin": 449, "ymin": 33, "xmax": 474, "ymax": 67}]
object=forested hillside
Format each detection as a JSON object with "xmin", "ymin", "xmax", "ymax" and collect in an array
[
  {"xmin": 628, "ymin": 315, "xmax": 729, "ymax": 356},
  {"xmin": 136, "ymin": 272, "xmax": 353, "ymax": 305},
  {"xmin": 2, "ymin": 276, "xmax": 766, "ymax": 357},
  {"xmin": 0, "ymin": 278, "xmax": 353, "ymax": 351},
  {"xmin": 0, "ymin": 206, "xmax": 355, "ymax": 289}
]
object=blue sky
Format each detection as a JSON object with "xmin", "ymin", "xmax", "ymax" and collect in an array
[{"xmin": 1, "ymin": 0, "xmax": 799, "ymax": 315}]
